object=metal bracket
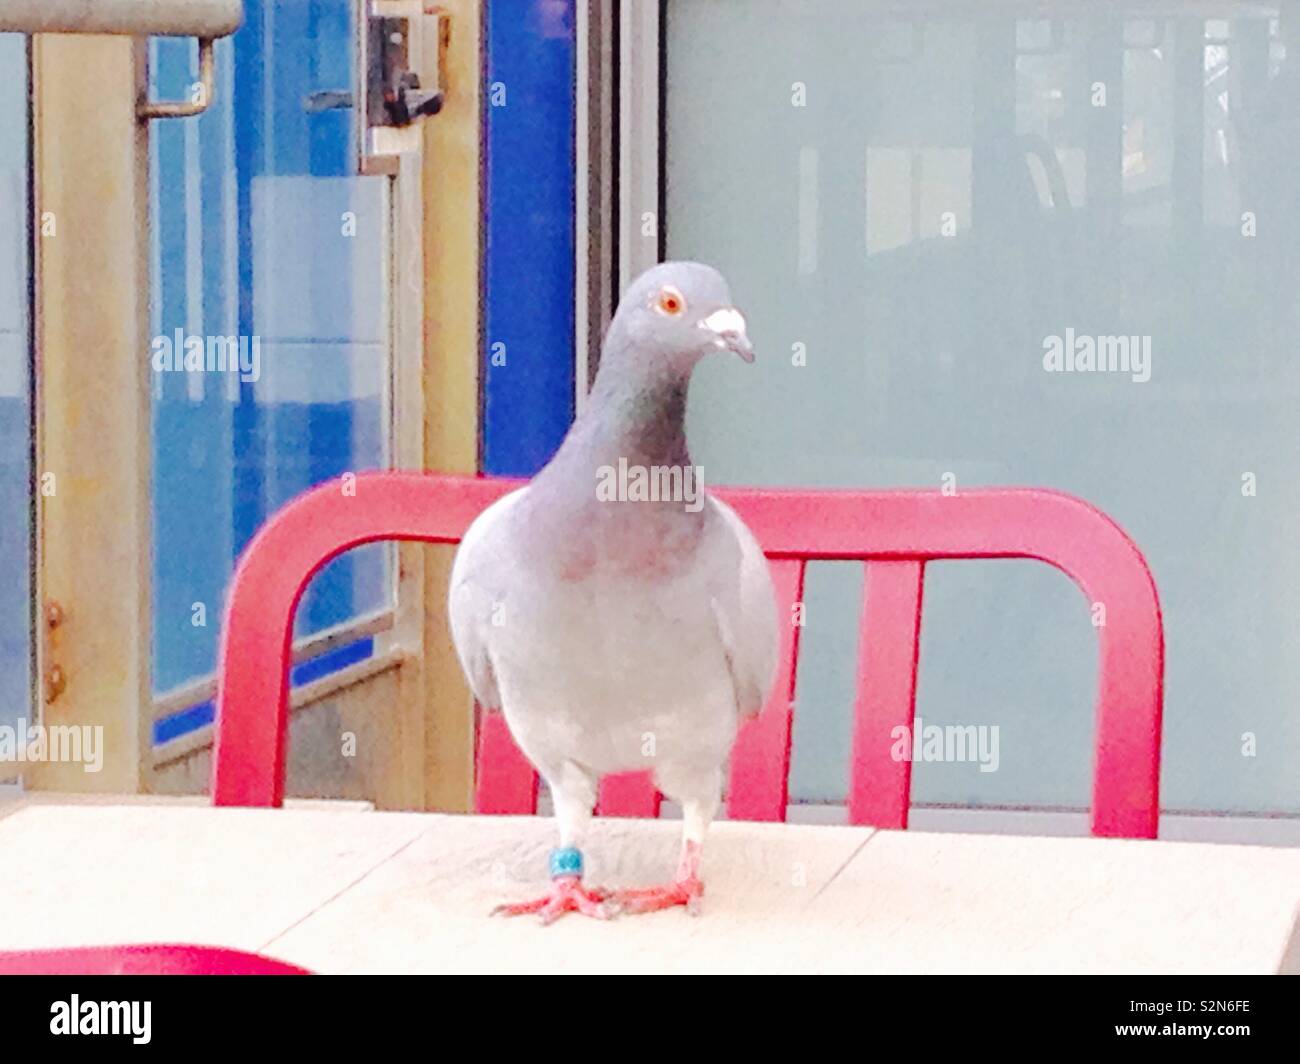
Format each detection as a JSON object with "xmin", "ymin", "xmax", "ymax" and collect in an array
[
  {"xmin": 0, "ymin": 1, "xmax": 242, "ymax": 121},
  {"xmin": 138, "ymin": 36, "xmax": 217, "ymax": 121}
]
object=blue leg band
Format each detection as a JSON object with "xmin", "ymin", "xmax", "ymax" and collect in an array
[{"xmin": 549, "ymin": 846, "xmax": 584, "ymax": 879}]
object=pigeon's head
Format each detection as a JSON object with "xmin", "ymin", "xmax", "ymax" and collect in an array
[{"xmin": 605, "ymin": 262, "xmax": 754, "ymax": 378}]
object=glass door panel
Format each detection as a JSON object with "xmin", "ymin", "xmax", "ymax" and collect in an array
[{"xmin": 150, "ymin": 0, "xmax": 392, "ymax": 714}]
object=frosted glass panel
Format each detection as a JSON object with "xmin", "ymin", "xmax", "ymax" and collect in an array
[{"xmin": 666, "ymin": 1, "xmax": 1300, "ymax": 813}]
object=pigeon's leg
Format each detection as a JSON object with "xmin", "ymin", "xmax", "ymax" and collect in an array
[
  {"xmin": 612, "ymin": 769, "xmax": 720, "ymax": 917},
  {"xmin": 491, "ymin": 763, "xmax": 613, "ymax": 924}
]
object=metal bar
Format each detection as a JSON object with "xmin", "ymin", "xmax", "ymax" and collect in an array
[
  {"xmin": 575, "ymin": 0, "xmax": 616, "ymax": 404},
  {"xmin": 848, "ymin": 561, "xmax": 925, "ymax": 830},
  {"xmin": 0, "ymin": 0, "xmax": 242, "ymax": 38},
  {"xmin": 616, "ymin": 0, "xmax": 661, "ymax": 294},
  {"xmin": 137, "ymin": 35, "xmax": 214, "ymax": 120},
  {"xmin": 152, "ymin": 608, "xmax": 396, "ymax": 721},
  {"xmin": 727, "ymin": 559, "xmax": 806, "ymax": 823},
  {"xmin": 153, "ymin": 647, "xmax": 406, "ymax": 769}
]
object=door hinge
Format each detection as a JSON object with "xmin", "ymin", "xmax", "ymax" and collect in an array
[{"xmin": 43, "ymin": 599, "xmax": 67, "ymax": 705}]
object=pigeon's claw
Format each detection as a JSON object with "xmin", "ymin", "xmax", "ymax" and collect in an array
[
  {"xmin": 491, "ymin": 876, "xmax": 614, "ymax": 925},
  {"xmin": 609, "ymin": 875, "xmax": 704, "ymax": 917},
  {"xmin": 610, "ymin": 839, "xmax": 706, "ymax": 916}
]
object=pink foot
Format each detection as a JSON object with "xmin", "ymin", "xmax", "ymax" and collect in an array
[
  {"xmin": 609, "ymin": 875, "xmax": 704, "ymax": 916},
  {"xmin": 609, "ymin": 840, "xmax": 706, "ymax": 916},
  {"xmin": 491, "ymin": 876, "xmax": 614, "ymax": 925}
]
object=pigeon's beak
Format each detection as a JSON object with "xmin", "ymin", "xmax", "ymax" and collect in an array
[{"xmin": 699, "ymin": 307, "xmax": 754, "ymax": 363}]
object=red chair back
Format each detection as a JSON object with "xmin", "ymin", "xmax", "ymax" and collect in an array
[
  {"xmin": 212, "ymin": 473, "xmax": 1163, "ymax": 838},
  {"xmin": 0, "ymin": 945, "xmax": 310, "ymax": 975}
]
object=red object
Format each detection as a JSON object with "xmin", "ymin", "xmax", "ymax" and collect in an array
[
  {"xmin": 212, "ymin": 473, "xmax": 1163, "ymax": 838},
  {"xmin": 0, "ymin": 944, "xmax": 310, "ymax": 975}
]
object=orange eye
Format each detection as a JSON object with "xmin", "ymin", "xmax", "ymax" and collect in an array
[{"xmin": 655, "ymin": 286, "xmax": 686, "ymax": 316}]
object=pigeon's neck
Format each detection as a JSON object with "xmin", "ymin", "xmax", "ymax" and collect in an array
[
  {"xmin": 522, "ymin": 355, "xmax": 704, "ymax": 573},
  {"xmin": 581, "ymin": 365, "xmax": 692, "ymax": 468}
]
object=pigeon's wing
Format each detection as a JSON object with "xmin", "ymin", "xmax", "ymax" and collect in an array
[
  {"xmin": 447, "ymin": 488, "xmax": 527, "ymax": 710},
  {"xmin": 704, "ymin": 496, "xmax": 779, "ymax": 719}
]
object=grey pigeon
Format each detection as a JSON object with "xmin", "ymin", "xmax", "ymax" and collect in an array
[{"xmin": 449, "ymin": 262, "xmax": 778, "ymax": 922}]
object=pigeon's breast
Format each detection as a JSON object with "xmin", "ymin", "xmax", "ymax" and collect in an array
[
  {"xmin": 489, "ymin": 557, "xmax": 738, "ymax": 777},
  {"xmin": 534, "ymin": 496, "xmax": 708, "ymax": 583}
]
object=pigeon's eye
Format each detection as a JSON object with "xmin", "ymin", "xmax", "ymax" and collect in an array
[{"xmin": 655, "ymin": 286, "xmax": 686, "ymax": 316}]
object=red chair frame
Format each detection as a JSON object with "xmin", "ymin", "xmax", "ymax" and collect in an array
[
  {"xmin": 0, "ymin": 945, "xmax": 310, "ymax": 975},
  {"xmin": 211, "ymin": 472, "xmax": 1163, "ymax": 838}
]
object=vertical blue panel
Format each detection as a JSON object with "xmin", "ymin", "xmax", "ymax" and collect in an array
[
  {"xmin": 308, "ymin": 0, "xmax": 352, "ymax": 175},
  {"xmin": 230, "ymin": 0, "xmax": 265, "ymax": 561},
  {"xmin": 258, "ymin": 0, "xmax": 362, "ymax": 636},
  {"xmin": 151, "ymin": 0, "xmax": 390, "ymax": 719},
  {"xmin": 229, "ymin": 0, "xmax": 364, "ymax": 637},
  {"xmin": 483, "ymin": 0, "xmax": 577, "ymax": 475},
  {"xmin": 0, "ymin": 33, "xmax": 30, "ymax": 736},
  {"xmin": 151, "ymin": 37, "xmax": 235, "ymax": 691}
]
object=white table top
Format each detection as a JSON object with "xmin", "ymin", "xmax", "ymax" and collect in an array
[{"xmin": 2, "ymin": 801, "xmax": 1297, "ymax": 974}]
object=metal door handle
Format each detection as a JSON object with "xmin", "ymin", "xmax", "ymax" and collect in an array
[
  {"xmin": 381, "ymin": 69, "xmax": 443, "ymax": 126},
  {"xmin": 356, "ymin": 1, "xmax": 448, "ymax": 174}
]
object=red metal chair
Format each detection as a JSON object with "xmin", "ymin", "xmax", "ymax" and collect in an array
[
  {"xmin": 211, "ymin": 472, "xmax": 1164, "ymax": 838},
  {"xmin": 0, "ymin": 945, "xmax": 309, "ymax": 975}
]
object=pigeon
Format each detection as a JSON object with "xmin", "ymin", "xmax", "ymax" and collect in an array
[{"xmin": 449, "ymin": 262, "xmax": 778, "ymax": 923}]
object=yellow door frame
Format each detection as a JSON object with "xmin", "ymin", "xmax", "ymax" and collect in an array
[
  {"xmin": 416, "ymin": 0, "xmax": 481, "ymax": 812},
  {"xmin": 32, "ymin": 33, "xmax": 151, "ymax": 794}
]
